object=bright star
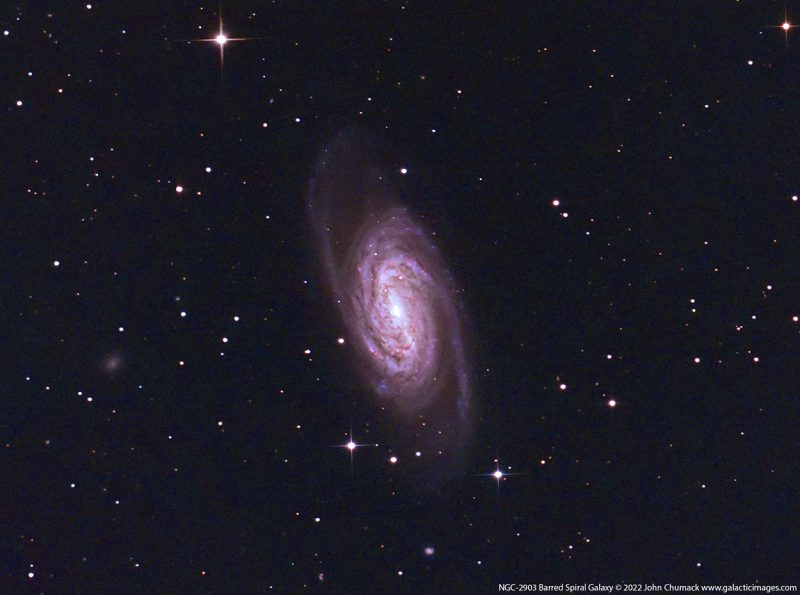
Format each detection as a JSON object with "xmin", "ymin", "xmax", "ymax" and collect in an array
[
  {"xmin": 181, "ymin": 5, "xmax": 266, "ymax": 81},
  {"xmin": 490, "ymin": 462, "xmax": 506, "ymax": 497},
  {"xmin": 768, "ymin": 7, "xmax": 795, "ymax": 47},
  {"xmin": 330, "ymin": 425, "xmax": 378, "ymax": 474},
  {"xmin": 341, "ymin": 434, "xmax": 359, "ymax": 473},
  {"xmin": 480, "ymin": 453, "xmax": 526, "ymax": 499},
  {"xmin": 482, "ymin": 457, "xmax": 508, "ymax": 497}
]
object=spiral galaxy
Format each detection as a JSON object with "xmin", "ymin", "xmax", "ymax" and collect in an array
[{"xmin": 308, "ymin": 132, "xmax": 472, "ymax": 458}]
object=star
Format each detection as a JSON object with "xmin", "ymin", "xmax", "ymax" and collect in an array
[
  {"xmin": 480, "ymin": 451, "xmax": 526, "ymax": 499},
  {"xmin": 181, "ymin": 4, "xmax": 261, "ymax": 80},
  {"xmin": 489, "ymin": 462, "xmax": 506, "ymax": 497},
  {"xmin": 204, "ymin": 20, "xmax": 247, "ymax": 78},
  {"xmin": 330, "ymin": 424, "xmax": 378, "ymax": 474},
  {"xmin": 767, "ymin": 6, "xmax": 795, "ymax": 47},
  {"xmin": 482, "ymin": 457, "xmax": 509, "ymax": 497},
  {"xmin": 781, "ymin": 20, "xmax": 794, "ymax": 46},
  {"xmin": 341, "ymin": 433, "xmax": 360, "ymax": 471}
]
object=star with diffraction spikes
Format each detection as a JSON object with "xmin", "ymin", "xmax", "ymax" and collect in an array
[
  {"xmin": 329, "ymin": 425, "xmax": 378, "ymax": 475},
  {"xmin": 480, "ymin": 453, "xmax": 522, "ymax": 500},
  {"xmin": 766, "ymin": 4, "xmax": 796, "ymax": 48},
  {"xmin": 180, "ymin": 4, "xmax": 268, "ymax": 81}
]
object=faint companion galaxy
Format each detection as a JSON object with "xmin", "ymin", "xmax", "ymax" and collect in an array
[{"xmin": 308, "ymin": 131, "xmax": 473, "ymax": 471}]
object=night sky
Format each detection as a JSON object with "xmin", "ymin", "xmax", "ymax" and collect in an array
[{"xmin": 4, "ymin": 1, "xmax": 800, "ymax": 591}]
